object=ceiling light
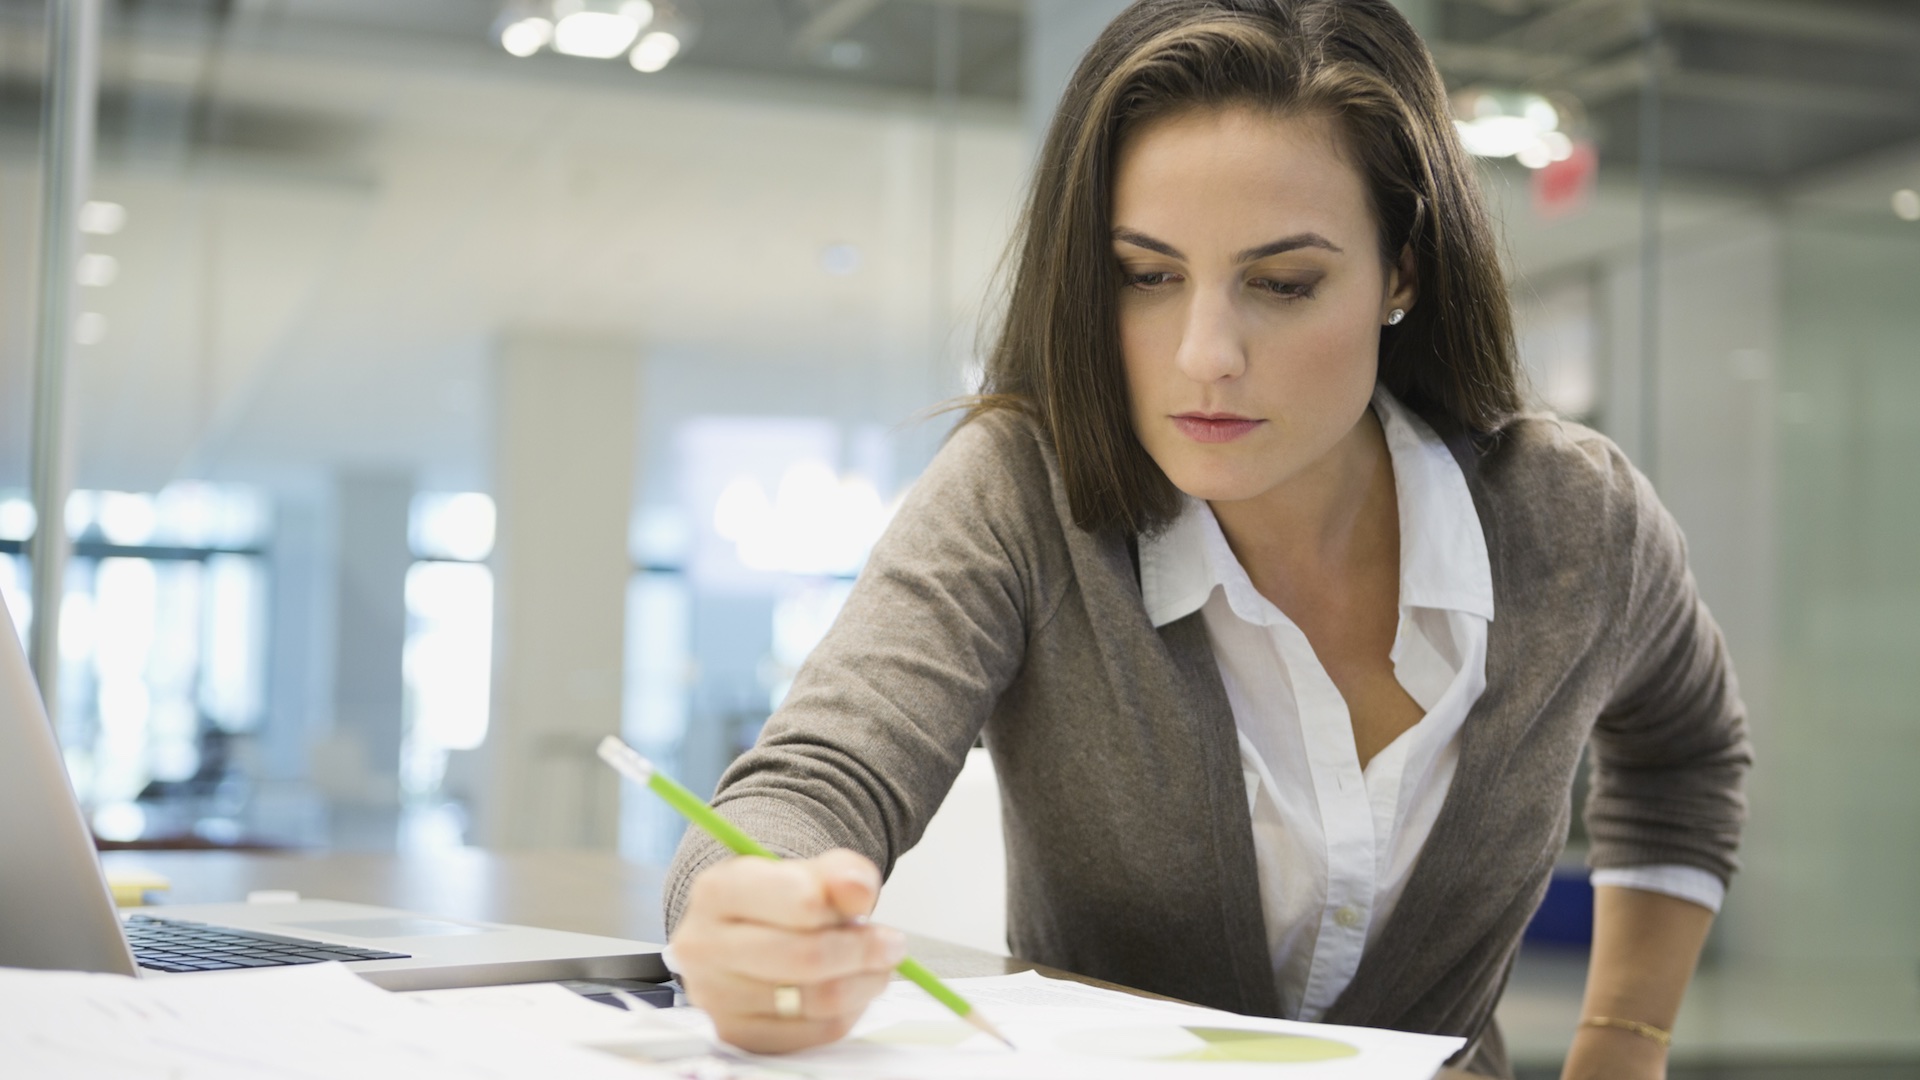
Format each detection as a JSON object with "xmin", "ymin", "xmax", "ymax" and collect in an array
[
  {"xmin": 499, "ymin": 16, "xmax": 553, "ymax": 57},
  {"xmin": 77, "ymin": 252, "xmax": 118, "ymax": 287},
  {"xmin": 1895, "ymin": 188, "xmax": 1920, "ymax": 221},
  {"xmin": 1522, "ymin": 98, "xmax": 1560, "ymax": 133},
  {"xmin": 1452, "ymin": 90, "xmax": 1578, "ymax": 171},
  {"xmin": 629, "ymin": 29, "xmax": 680, "ymax": 72},
  {"xmin": 1514, "ymin": 141, "xmax": 1552, "ymax": 170},
  {"xmin": 1515, "ymin": 131, "xmax": 1575, "ymax": 170},
  {"xmin": 78, "ymin": 200, "xmax": 126, "ymax": 235},
  {"xmin": 553, "ymin": 10, "xmax": 642, "ymax": 58},
  {"xmin": 1456, "ymin": 115, "xmax": 1542, "ymax": 159}
]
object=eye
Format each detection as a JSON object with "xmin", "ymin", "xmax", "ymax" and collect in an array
[
  {"xmin": 1251, "ymin": 278, "xmax": 1315, "ymax": 300},
  {"xmin": 1124, "ymin": 270, "xmax": 1179, "ymax": 290}
]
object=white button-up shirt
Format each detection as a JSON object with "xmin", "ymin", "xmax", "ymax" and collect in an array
[{"xmin": 1139, "ymin": 387, "xmax": 1723, "ymax": 1020}]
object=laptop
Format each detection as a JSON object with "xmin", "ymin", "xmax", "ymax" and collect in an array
[{"xmin": 0, "ymin": 589, "xmax": 669, "ymax": 992}]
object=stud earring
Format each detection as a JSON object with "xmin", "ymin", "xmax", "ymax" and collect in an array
[{"xmin": 1386, "ymin": 309, "xmax": 1406, "ymax": 326}]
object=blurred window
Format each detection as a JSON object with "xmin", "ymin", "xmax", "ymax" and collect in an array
[
  {"xmin": 0, "ymin": 485, "xmax": 268, "ymax": 844},
  {"xmin": 617, "ymin": 417, "xmax": 900, "ymax": 858},
  {"xmin": 400, "ymin": 494, "xmax": 496, "ymax": 824}
]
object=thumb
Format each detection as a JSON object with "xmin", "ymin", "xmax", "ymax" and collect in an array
[{"xmin": 811, "ymin": 848, "xmax": 882, "ymax": 920}]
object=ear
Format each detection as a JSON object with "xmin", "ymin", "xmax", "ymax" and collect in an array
[{"xmin": 1384, "ymin": 243, "xmax": 1418, "ymax": 322}]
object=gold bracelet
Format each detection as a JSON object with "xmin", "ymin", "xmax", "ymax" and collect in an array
[{"xmin": 1581, "ymin": 1016, "xmax": 1673, "ymax": 1048}]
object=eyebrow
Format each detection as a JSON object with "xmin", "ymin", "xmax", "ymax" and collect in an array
[{"xmin": 1111, "ymin": 227, "xmax": 1344, "ymax": 263}]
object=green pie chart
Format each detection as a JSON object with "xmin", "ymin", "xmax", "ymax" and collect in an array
[{"xmin": 1058, "ymin": 1024, "xmax": 1360, "ymax": 1063}]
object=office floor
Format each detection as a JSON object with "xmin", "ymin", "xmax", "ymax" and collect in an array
[{"xmin": 1500, "ymin": 946, "xmax": 1920, "ymax": 1079}]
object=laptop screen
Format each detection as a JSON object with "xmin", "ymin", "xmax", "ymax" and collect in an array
[{"xmin": 0, "ymin": 590, "xmax": 139, "ymax": 975}]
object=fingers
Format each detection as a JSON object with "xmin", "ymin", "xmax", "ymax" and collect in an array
[
  {"xmin": 681, "ymin": 945, "xmax": 892, "ymax": 1055},
  {"xmin": 685, "ymin": 967, "xmax": 892, "ymax": 1025},
  {"xmin": 689, "ymin": 850, "xmax": 879, "ymax": 930},
  {"xmin": 689, "ymin": 920, "xmax": 905, "ymax": 985},
  {"xmin": 812, "ymin": 848, "xmax": 883, "ymax": 920},
  {"xmin": 671, "ymin": 849, "xmax": 897, "ymax": 1055},
  {"xmin": 710, "ymin": 1013, "xmax": 860, "ymax": 1056},
  {"xmin": 673, "ymin": 917, "xmax": 905, "ymax": 986}
]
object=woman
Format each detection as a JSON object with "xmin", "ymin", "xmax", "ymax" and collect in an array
[{"xmin": 663, "ymin": 2, "xmax": 1751, "ymax": 1077}]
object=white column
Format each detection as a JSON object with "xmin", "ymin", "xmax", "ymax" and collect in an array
[
  {"xmin": 480, "ymin": 332, "xmax": 637, "ymax": 850},
  {"xmin": 26, "ymin": 0, "xmax": 101, "ymax": 712},
  {"xmin": 253, "ymin": 485, "xmax": 333, "ymax": 846},
  {"xmin": 319, "ymin": 470, "xmax": 411, "ymax": 847}
]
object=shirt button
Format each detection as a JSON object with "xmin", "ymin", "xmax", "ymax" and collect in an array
[{"xmin": 1334, "ymin": 905, "xmax": 1363, "ymax": 929}]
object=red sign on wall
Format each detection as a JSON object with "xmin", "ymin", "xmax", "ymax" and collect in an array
[{"xmin": 1532, "ymin": 141, "xmax": 1598, "ymax": 220}]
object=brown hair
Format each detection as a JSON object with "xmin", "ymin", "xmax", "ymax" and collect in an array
[{"xmin": 967, "ymin": 0, "xmax": 1521, "ymax": 535}]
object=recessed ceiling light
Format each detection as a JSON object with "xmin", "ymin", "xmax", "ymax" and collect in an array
[
  {"xmin": 77, "ymin": 252, "xmax": 118, "ymax": 287},
  {"xmin": 78, "ymin": 201, "xmax": 126, "ymax": 235},
  {"xmin": 629, "ymin": 30, "xmax": 680, "ymax": 72},
  {"xmin": 553, "ymin": 11, "xmax": 642, "ymax": 58},
  {"xmin": 1895, "ymin": 188, "xmax": 1920, "ymax": 221},
  {"xmin": 499, "ymin": 16, "xmax": 553, "ymax": 57},
  {"xmin": 1452, "ymin": 89, "xmax": 1570, "ymax": 168}
]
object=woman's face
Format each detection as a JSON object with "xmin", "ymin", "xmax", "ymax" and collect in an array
[{"xmin": 1113, "ymin": 105, "xmax": 1413, "ymax": 505}]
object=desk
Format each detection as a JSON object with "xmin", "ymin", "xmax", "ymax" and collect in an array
[{"xmin": 102, "ymin": 849, "xmax": 1473, "ymax": 1079}]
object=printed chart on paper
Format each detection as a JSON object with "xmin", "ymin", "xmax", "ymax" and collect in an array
[{"xmin": 686, "ymin": 970, "xmax": 1464, "ymax": 1080}]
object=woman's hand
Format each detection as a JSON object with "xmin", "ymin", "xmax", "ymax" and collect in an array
[
  {"xmin": 1560, "ymin": 1024, "xmax": 1667, "ymax": 1080},
  {"xmin": 669, "ymin": 848, "xmax": 907, "ymax": 1053}
]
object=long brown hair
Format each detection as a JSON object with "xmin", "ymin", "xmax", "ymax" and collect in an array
[{"xmin": 968, "ymin": 0, "xmax": 1521, "ymax": 535}]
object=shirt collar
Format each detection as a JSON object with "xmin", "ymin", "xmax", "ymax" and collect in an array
[{"xmin": 1138, "ymin": 385, "xmax": 1494, "ymax": 628}]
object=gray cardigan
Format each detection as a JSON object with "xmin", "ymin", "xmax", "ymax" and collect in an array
[{"xmin": 664, "ymin": 407, "xmax": 1751, "ymax": 1077}]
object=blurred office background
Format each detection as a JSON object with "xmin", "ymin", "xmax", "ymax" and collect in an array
[{"xmin": 0, "ymin": 0, "xmax": 1915, "ymax": 1075}]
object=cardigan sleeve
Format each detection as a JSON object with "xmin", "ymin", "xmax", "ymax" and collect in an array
[
  {"xmin": 662, "ymin": 411, "xmax": 1064, "ymax": 934},
  {"xmin": 1584, "ymin": 459, "xmax": 1753, "ymax": 886}
]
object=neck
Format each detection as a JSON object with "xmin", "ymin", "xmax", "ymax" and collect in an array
[{"xmin": 1208, "ymin": 406, "xmax": 1396, "ymax": 584}]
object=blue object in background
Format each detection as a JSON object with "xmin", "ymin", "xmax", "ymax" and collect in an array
[{"xmin": 1524, "ymin": 866, "xmax": 1595, "ymax": 948}]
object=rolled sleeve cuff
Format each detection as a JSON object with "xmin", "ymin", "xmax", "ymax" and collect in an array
[{"xmin": 1589, "ymin": 863, "xmax": 1726, "ymax": 913}]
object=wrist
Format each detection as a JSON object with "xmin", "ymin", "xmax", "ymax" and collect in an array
[
  {"xmin": 1562, "ymin": 1023, "xmax": 1668, "ymax": 1080},
  {"xmin": 1581, "ymin": 1015, "xmax": 1672, "ymax": 1049}
]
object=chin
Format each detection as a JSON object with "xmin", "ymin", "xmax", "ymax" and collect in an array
[{"xmin": 1158, "ymin": 459, "xmax": 1273, "ymax": 506}]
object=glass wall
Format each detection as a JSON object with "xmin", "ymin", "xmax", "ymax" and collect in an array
[
  {"xmin": 1433, "ymin": 0, "xmax": 1920, "ymax": 1071},
  {"xmin": 0, "ymin": 0, "xmax": 1025, "ymax": 852},
  {"xmin": 2, "ymin": 1, "xmax": 1916, "ymax": 1072}
]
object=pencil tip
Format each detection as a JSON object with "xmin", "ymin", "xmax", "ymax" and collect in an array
[{"xmin": 968, "ymin": 1012, "xmax": 1015, "ymax": 1050}]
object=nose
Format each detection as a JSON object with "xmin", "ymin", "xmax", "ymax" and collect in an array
[{"xmin": 1172, "ymin": 282, "xmax": 1246, "ymax": 384}]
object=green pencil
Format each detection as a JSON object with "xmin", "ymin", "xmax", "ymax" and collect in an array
[{"xmin": 596, "ymin": 735, "xmax": 1013, "ymax": 1049}]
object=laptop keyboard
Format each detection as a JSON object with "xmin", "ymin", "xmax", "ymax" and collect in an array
[{"xmin": 124, "ymin": 914, "xmax": 412, "ymax": 973}]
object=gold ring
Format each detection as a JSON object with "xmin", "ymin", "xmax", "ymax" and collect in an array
[{"xmin": 773, "ymin": 984, "xmax": 803, "ymax": 1020}]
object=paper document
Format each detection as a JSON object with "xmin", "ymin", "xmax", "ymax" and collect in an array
[
  {"xmin": 405, "ymin": 981, "xmax": 707, "ymax": 1060},
  {"xmin": 680, "ymin": 970, "xmax": 1465, "ymax": 1079},
  {"xmin": 0, "ymin": 962, "xmax": 668, "ymax": 1079}
]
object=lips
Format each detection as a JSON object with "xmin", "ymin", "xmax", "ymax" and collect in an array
[{"xmin": 1171, "ymin": 413, "xmax": 1264, "ymax": 443}]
